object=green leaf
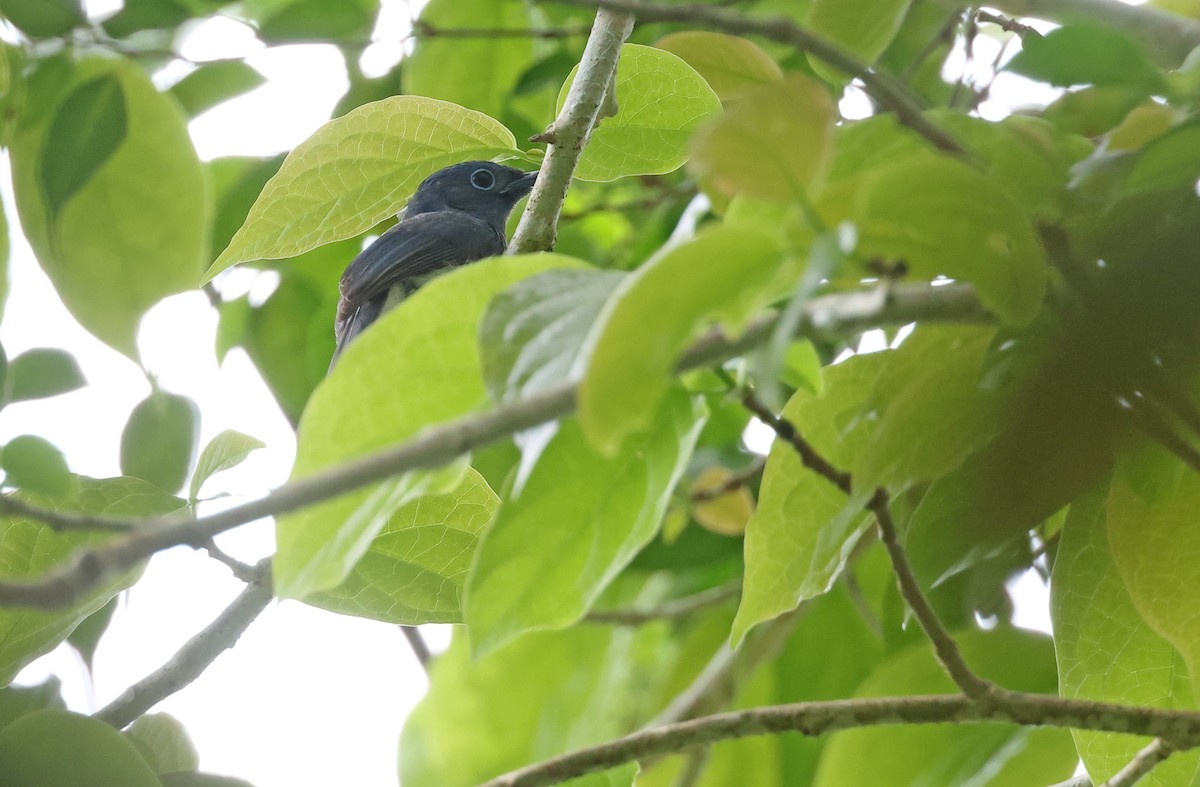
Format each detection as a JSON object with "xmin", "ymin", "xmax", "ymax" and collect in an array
[
  {"xmin": 207, "ymin": 156, "xmax": 284, "ymax": 260},
  {"xmin": 465, "ymin": 389, "xmax": 705, "ymax": 656},
  {"xmin": 205, "ymin": 96, "xmax": 518, "ymax": 281},
  {"xmin": 66, "ymin": 596, "xmax": 116, "ymax": 671},
  {"xmin": 160, "ymin": 773, "xmax": 255, "ymax": 787},
  {"xmin": 10, "ymin": 56, "xmax": 209, "ymax": 358},
  {"xmin": 0, "ymin": 0, "xmax": 83, "ymax": 37},
  {"xmin": 5, "ymin": 348, "xmax": 85, "ymax": 403},
  {"xmin": 578, "ymin": 225, "xmax": 783, "ymax": 456},
  {"xmin": 654, "ymin": 31, "xmax": 782, "ymax": 100},
  {"xmin": 732, "ymin": 355, "xmax": 882, "ymax": 645},
  {"xmin": 0, "ymin": 476, "xmax": 183, "ymax": 684},
  {"xmin": 815, "ymin": 627, "xmax": 1076, "ymax": 786},
  {"xmin": 1109, "ymin": 459, "xmax": 1200, "ymax": 702},
  {"xmin": 39, "ymin": 74, "xmax": 127, "ymax": 221},
  {"xmin": 851, "ymin": 153, "xmax": 1047, "ymax": 325},
  {"xmin": 307, "ymin": 468, "xmax": 497, "ymax": 624},
  {"xmin": 275, "ymin": 254, "xmax": 582, "ymax": 600},
  {"xmin": 401, "ymin": 625, "xmax": 662, "ymax": 787},
  {"xmin": 101, "ymin": 0, "xmax": 191, "ymax": 38},
  {"xmin": 857, "ymin": 325, "xmax": 1000, "ymax": 491},
  {"xmin": 256, "ymin": 0, "xmax": 376, "ymax": 42},
  {"xmin": 189, "ymin": 429, "xmax": 265, "ymax": 500},
  {"xmin": 0, "ymin": 679, "xmax": 65, "ymax": 734},
  {"xmin": 123, "ymin": 714, "xmax": 199, "ymax": 775},
  {"xmin": 406, "ymin": 0, "xmax": 534, "ymax": 119},
  {"xmin": 120, "ymin": 391, "xmax": 200, "ymax": 495},
  {"xmin": 0, "ymin": 710, "xmax": 159, "ymax": 787},
  {"xmin": 560, "ymin": 44, "xmax": 721, "ymax": 182},
  {"xmin": 1007, "ymin": 25, "xmax": 1166, "ymax": 93},
  {"xmin": 689, "ymin": 74, "xmax": 836, "ymax": 203},
  {"xmin": 169, "ymin": 60, "xmax": 266, "ymax": 118},
  {"xmin": 1122, "ymin": 118, "xmax": 1200, "ymax": 195},
  {"xmin": 2, "ymin": 435, "xmax": 71, "ymax": 498},
  {"xmin": 1053, "ymin": 484, "xmax": 1200, "ymax": 786},
  {"xmin": 805, "ymin": 0, "xmax": 913, "ymax": 81},
  {"xmin": 1043, "ymin": 86, "xmax": 1148, "ymax": 137}
]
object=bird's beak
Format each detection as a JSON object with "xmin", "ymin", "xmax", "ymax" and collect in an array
[{"xmin": 505, "ymin": 170, "xmax": 538, "ymax": 198}]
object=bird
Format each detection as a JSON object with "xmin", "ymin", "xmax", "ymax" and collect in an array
[{"xmin": 330, "ymin": 160, "xmax": 537, "ymax": 367}]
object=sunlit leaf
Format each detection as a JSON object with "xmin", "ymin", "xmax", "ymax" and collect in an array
[
  {"xmin": 189, "ymin": 429, "xmax": 266, "ymax": 501},
  {"xmin": 655, "ymin": 31, "xmax": 782, "ymax": 100},
  {"xmin": 806, "ymin": 0, "xmax": 913, "ymax": 81}
]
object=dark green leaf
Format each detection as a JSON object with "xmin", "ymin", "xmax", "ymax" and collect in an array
[
  {"xmin": 189, "ymin": 429, "xmax": 265, "ymax": 500},
  {"xmin": 66, "ymin": 596, "xmax": 117, "ymax": 671},
  {"xmin": 0, "ymin": 0, "xmax": 83, "ymax": 37},
  {"xmin": 207, "ymin": 156, "xmax": 283, "ymax": 260},
  {"xmin": 102, "ymin": 0, "xmax": 191, "ymax": 38},
  {"xmin": 5, "ymin": 347, "xmax": 85, "ymax": 402},
  {"xmin": 0, "ymin": 679, "xmax": 65, "ymax": 733},
  {"xmin": 169, "ymin": 60, "xmax": 266, "ymax": 117},
  {"xmin": 38, "ymin": 74, "xmax": 128, "ymax": 221},
  {"xmin": 0, "ymin": 710, "xmax": 159, "ymax": 787},
  {"xmin": 123, "ymin": 714, "xmax": 199, "ymax": 775},
  {"xmin": 1007, "ymin": 24, "xmax": 1166, "ymax": 93},
  {"xmin": 1122, "ymin": 117, "xmax": 1200, "ymax": 195},
  {"xmin": 257, "ymin": 0, "xmax": 376, "ymax": 42},
  {"xmin": 2, "ymin": 435, "xmax": 71, "ymax": 498},
  {"xmin": 160, "ymin": 773, "xmax": 256, "ymax": 787},
  {"xmin": 120, "ymin": 391, "xmax": 201, "ymax": 494}
]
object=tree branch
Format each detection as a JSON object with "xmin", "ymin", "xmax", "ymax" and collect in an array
[
  {"xmin": 94, "ymin": 559, "xmax": 273, "ymax": 729},
  {"xmin": 413, "ymin": 21, "xmax": 591, "ymax": 39},
  {"xmin": 479, "ymin": 693, "xmax": 1200, "ymax": 787},
  {"xmin": 1100, "ymin": 738, "xmax": 1175, "ymax": 787},
  {"xmin": 400, "ymin": 625, "xmax": 432, "ymax": 675},
  {"xmin": 584, "ymin": 581, "xmax": 740, "ymax": 625},
  {"xmin": 509, "ymin": 8, "xmax": 635, "ymax": 253},
  {"xmin": 0, "ymin": 494, "xmax": 136, "ymax": 533},
  {"xmin": 0, "ymin": 283, "xmax": 988, "ymax": 610},
  {"xmin": 542, "ymin": 0, "xmax": 964, "ymax": 155}
]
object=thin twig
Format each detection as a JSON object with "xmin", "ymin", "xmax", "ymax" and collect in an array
[
  {"xmin": 202, "ymin": 539, "xmax": 263, "ymax": 583},
  {"xmin": 690, "ymin": 459, "xmax": 765, "ymax": 502},
  {"xmin": 976, "ymin": 10, "xmax": 1036, "ymax": 35},
  {"xmin": 414, "ymin": 20, "xmax": 592, "ymax": 39},
  {"xmin": 1047, "ymin": 777, "xmax": 1094, "ymax": 787},
  {"xmin": 95, "ymin": 559, "xmax": 273, "ymax": 729},
  {"xmin": 1100, "ymin": 738, "xmax": 1175, "ymax": 787},
  {"xmin": 400, "ymin": 625, "xmax": 432, "ymax": 675},
  {"xmin": 0, "ymin": 495, "xmax": 136, "ymax": 533},
  {"xmin": 542, "ymin": 0, "xmax": 964, "ymax": 155},
  {"xmin": 0, "ymin": 283, "xmax": 989, "ymax": 610},
  {"xmin": 478, "ymin": 693, "xmax": 1200, "ymax": 787},
  {"xmin": 585, "ymin": 581, "xmax": 741, "ymax": 625}
]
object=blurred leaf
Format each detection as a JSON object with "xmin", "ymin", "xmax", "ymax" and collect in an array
[
  {"xmin": 690, "ymin": 74, "xmax": 836, "ymax": 203},
  {"xmin": 160, "ymin": 773, "xmax": 256, "ymax": 787},
  {"xmin": 1122, "ymin": 117, "xmax": 1200, "ymax": 195},
  {"xmin": 780, "ymin": 339, "xmax": 821, "ymax": 393},
  {"xmin": 39, "ymin": 74, "xmax": 127, "ymax": 221},
  {"xmin": 257, "ymin": 0, "xmax": 376, "ymax": 42},
  {"xmin": 560, "ymin": 44, "xmax": 721, "ymax": 182},
  {"xmin": 0, "ymin": 710, "xmax": 159, "ymax": 786},
  {"xmin": 102, "ymin": 0, "xmax": 192, "ymax": 37},
  {"xmin": 466, "ymin": 389, "xmax": 705, "ymax": 656},
  {"xmin": 189, "ymin": 429, "xmax": 265, "ymax": 500},
  {"xmin": 2, "ymin": 435, "xmax": 71, "ymax": 498},
  {"xmin": 692, "ymin": 466, "xmax": 755, "ymax": 536},
  {"xmin": 0, "ymin": 0, "xmax": 83, "ymax": 37},
  {"xmin": 806, "ymin": 0, "xmax": 912, "ymax": 81},
  {"xmin": 5, "ymin": 348, "xmax": 85, "ymax": 402},
  {"xmin": 849, "ymin": 153, "xmax": 1047, "ymax": 325},
  {"xmin": 732, "ymin": 355, "xmax": 882, "ymax": 645},
  {"xmin": 655, "ymin": 31, "xmax": 782, "ymax": 100},
  {"xmin": 0, "ymin": 476, "xmax": 183, "ymax": 684},
  {"xmin": 10, "ymin": 56, "xmax": 208, "ymax": 358},
  {"xmin": 579, "ymin": 225, "xmax": 783, "ymax": 455},
  {"xmin": 1043, "ymin": 86, "xmax": 1148, "ymax": 137},
  {"xmin": 1053, "ymin": 484, "xmax": 1200, "ymax": 786},
  {"xmin": 406, "ymin": 0, "xmax": 534, "ymax": 119},
  {"xmin": 1007, "ymin": 24, "xmax": 1166, "ymax": 93},
  {"xmin": 814, "ymin": 627, "xmax": 1076, "ymax": 786},
  {"xmin": 123, "ymin": 714, "xmax": 199, "ymax": 775},
  {"xmin": 0, "ymin": 679, "xmax": 64, "ymax": 733},
  {"xmin": 169, "ymin": 60, "xmax": 266, "ymax": 117},
  {"xmin": 120, "ymin": 391, "xmax": 201, "ymax": 494},
  {"xmin": 275, "ymin": 254, "xmax": 581, "ymax": 600},
  {"xmin": 66, "ymin": 596, "xmax": 117, "ymax": 671},
  {"xmin": 307, "ymin": 468, "xmax": 497, "ymax": 624},
  {"xmin": 206, "ymin": 96, "xmax": 518, "ymax": 281},
  {"xmin": 207, "ymin": 156, "xmax": 284, "ymax": 259}
]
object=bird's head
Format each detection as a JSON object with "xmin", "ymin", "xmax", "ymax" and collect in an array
[{"xmin": 403, "ymin": 161, "xmax": 537, "ymax": 229}]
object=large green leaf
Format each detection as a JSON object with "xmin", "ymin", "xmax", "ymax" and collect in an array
[
  {"xmin": 306, "ymin": 468, "xmax": 497, "ymax": 624},
  {"xmin": 10, "ymin": 56, "xmax": 208, "ymax": 358},
  {"xmin": 4, "ymin": 348, "xmax": 85, "ymax": 403},
  {"xmin": 1007, "ymin": 24, "xmax": 1166, "ymax": 93},
  {"xmin": 0, "ymin": 0, "xmax": 83, "ymax": 37},
  {"xmin": 1053, "ymin": 484, "xmax": 1200, "ymax": 786},
  {"xmin": 274, "ymin": 254, "xmax": 583, "ymax": 600},
  {"xmin": 578, "ymin": 225, "xmax": 784, "ymax": 455},
  {"xmin": 560, "ymin": 44, "xmax": 721, "ymax": 182},
  {"xmin": 0, "ymin": 477, "xmax": 184, "ymax": 684},
  {"xmin": 689, "ymin": 74, "xmax": 836, "ymax": 203},
  {"xmin": 655, "ymin": 31, "xmax": 782, "ymax": 100},
  {"xmin": 0, "ymin": 710, "xmax": 159, "ymax": 787},
  {"xmin": 406, "ymin": 0, "xmax": 534, "ymax": 119},
  {"xmin": 169, "ymin": 60, "xmax": 266, "ymax": 118},
  {"xmin": 465, "ymin": 389, "xmax": 705, "ymax": 656},
  {"xmin": 123, "ymin": 714, "xmax": 199, "ymax": 775},
  {"xmin": 814, "ymin": 627, "xmax": 1076, "ymax": 786},
  {"xmin": 206, "ymin": 96, "xmax": 520, "ymax": 281},
  {"xmin": 1122, "ymin": 117, "xmax": 1200, "ymax": 196},
  {"xmin": 38, "ymin": 74, "xmax": 127, "ymax": 220},
  {"xmin": 255, "ymin": 0, "xmax": 376, "ymax": 42},
  {"xmin": 0, "ymin": 679, "xmax": 64, "ymax": 733},
  {"xmin": 805, "ymin": 0, "xmax": 913, "ymax": 81},
  {"xmin": 731, "ymin": 355, "xmax": 882, "ymax": 646},
  {"xmin": 120, "ymin": 391, "xmax": 201, "ymax": 495}
]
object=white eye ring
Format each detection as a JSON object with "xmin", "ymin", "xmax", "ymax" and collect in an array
[{"xmin": 470, "ymin": 168, "xmax": 496, "ymax": 190}]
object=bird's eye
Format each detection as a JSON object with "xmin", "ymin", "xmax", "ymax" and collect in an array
[{"xmin": 470, "ymin": 168, "xmax": 496, "ymax": 190}]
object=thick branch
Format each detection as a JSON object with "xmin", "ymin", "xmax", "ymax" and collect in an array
[
  {"xmin": 1100, "ymin": 738, "xmax": 1175, "ymax": 787},
  {"xmin": 479, "ymin": 693, "xmax": 1200, "ymax": 787},
  {"xmin": 545, "ymin": 0, "xmax": 963, "ymax": 154},
  {"xmin": 95, "ymin": 559, "xmax": 273, "ymax": 729},
  {"xmin": 0, "ymin": 283, "xmax": 987, "ymax": 610},
  {"xmin": 509, "ymin": 8, "xmax": 635, "ymax": 253}
]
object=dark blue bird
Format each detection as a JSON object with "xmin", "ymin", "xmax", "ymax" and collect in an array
[{"xmin": 331, "ymin": 160, "xmax": 537, "ymax": 366}]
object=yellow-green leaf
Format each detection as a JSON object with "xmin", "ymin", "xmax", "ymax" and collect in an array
[{"xmin": 655, "ymin": 31, "xmax": 782, "ymax": 100}]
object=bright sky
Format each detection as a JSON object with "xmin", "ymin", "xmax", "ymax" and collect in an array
[{"xmin": 1, "ymin": 2, "xmax": 1062, "ymax": 785}]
